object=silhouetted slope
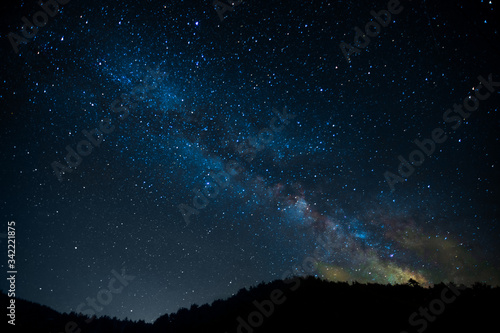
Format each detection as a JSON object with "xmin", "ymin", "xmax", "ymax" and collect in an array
[
  {"xmin": 3, "ymin": 278, "xmax": 499, "ymax": 333},
  {"xmin": 1, "ymin": 291, "xmax": 151, "ymax": 333},
  {"xmin": 152, "ymin": 277, "xmax": 499, "ymax": 333}
]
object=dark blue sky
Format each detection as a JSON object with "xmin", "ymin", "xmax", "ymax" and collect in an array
[{"xmin": 1, "ymin": 0, "xmax": 499, "ymax": 323}]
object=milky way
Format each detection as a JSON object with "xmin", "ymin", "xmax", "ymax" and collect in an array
[{"xmin": 1, "ymin": 0, "xmax": 499, "ymax": 323}]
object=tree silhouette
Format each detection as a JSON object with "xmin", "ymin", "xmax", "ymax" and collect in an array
[
  {"xmin": 407, "ymin": 278, "xmax": 420, "ymax": 287},
  {"xmin": 2, "ymin": 277, "xmax": 499, "ymax": 333}
]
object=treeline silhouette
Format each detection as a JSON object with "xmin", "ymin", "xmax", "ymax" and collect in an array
[{"xmin": 3, "ymin": 277, "xmax": 499, "ymax": 333}]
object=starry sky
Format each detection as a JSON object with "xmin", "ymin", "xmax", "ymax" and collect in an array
[{"xmin": 1, "ymin": 0, "xmax": 499, "ymax": 323}]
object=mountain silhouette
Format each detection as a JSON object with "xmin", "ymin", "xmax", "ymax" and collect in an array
[{"xmin": 3, "ymin": 277, "xmax": 498, "ymax": 332}]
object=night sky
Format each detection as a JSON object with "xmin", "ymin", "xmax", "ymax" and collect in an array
[{"xmin": 1, "ymin": 0, "xmax": 499, "ymax": 324}]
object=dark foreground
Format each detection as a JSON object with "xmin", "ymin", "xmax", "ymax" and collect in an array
[{"xmin": 3, "ymin": 277, "xmax": 499, "ymax": 333}]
